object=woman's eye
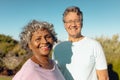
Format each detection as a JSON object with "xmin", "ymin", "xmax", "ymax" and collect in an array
[
  {"xmin": 46, "ymin": 35, "xmax": 52, "ymax": 38},
  {"xmin": 35, "ymin": 38, "xmax": 41, "ymax": 41}
]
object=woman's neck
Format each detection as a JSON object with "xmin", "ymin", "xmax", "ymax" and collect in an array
[{"xmin": 31, "ymin": 55, "xmax": 53, "ymax": 69}]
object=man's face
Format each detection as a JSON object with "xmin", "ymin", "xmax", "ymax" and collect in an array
[{"xmin": 64, "ymin": 12, "xmax": 82, "ymax": 38}]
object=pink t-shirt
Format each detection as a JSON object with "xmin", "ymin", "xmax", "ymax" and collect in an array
[{"xmin": 12, "ymin": 59, "xmax": 65, "ymax": 80}]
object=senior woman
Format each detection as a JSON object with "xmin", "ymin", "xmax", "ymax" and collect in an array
[{"xmin": 12, "ymin": 20, "xmax": 65, "ymax": 80}]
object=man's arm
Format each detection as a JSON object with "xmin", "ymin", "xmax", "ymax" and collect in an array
[{"xmin": 97, "ymin": 69, "xmax": 109, "ymax": 80}]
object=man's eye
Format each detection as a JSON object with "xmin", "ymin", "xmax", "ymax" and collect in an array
[{"xmin": 66, "ymin": 20, "xmax": 72, "ymax": 23}]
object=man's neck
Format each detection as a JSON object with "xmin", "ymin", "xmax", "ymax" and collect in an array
[{"xmin": 69, "ymin": 35, "xmax": 84, "ymax": 42}]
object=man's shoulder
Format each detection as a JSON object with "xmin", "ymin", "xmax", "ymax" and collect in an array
[{"xmin": 84, "ymin": 37, "xmax": 99, "ymax": 44}]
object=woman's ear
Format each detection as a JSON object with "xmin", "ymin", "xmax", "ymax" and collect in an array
[{"xmin": 28, "ymin": 43, "xmax": 32, "ymax": 50}]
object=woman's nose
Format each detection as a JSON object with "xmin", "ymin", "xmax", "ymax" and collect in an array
[{"xmin": 41, "ymin": 37, "xmax": 47, "ymax": 43}]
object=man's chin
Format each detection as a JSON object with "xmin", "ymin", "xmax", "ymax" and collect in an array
[{"xmin": 69, "ymin": 34, "xmax": 78, "ymax": 38}]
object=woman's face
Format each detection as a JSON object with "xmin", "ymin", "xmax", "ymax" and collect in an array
[{"xmin": 29, "ymin": 29, "xmax": 54, "ymax": 57}]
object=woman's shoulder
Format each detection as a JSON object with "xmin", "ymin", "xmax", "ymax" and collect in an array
[{"xmin": 12, "ymin": 59, "xmax": 38, "ymax": 80}]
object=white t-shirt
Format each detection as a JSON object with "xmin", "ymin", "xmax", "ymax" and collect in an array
[
  {"xmin": 53, "ymin": 37, "xmax": 107, "ymax": 80},
  {"xmin": 12, "ymin": 59, "xmax": 65, "ymax": 80}
]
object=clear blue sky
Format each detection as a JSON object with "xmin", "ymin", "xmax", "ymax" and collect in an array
[{"xmin": 0, "ymin": 0, "xmax": 120, "ymax": 41}]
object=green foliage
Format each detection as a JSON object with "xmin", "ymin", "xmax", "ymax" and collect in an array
[
  {"xmin": 0, "ymin": 76, "xmax": 12, "ymax": 80},
  {"xmin": 0, "ymin": 34, "xmax": 29, "ymax": 75},
  {"xmin": 0, "ymin": 34, "xmax": 18, "ymax": 58},
  {"xmin": 0, "ymin": 34, "xmax": 17, "ymax": 45},
  {"xmin": 96, "ymin": 34, "xmax": 120, "ymax": 78}
]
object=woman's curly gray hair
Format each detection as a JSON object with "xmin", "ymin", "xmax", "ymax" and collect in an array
[{"xmin": 19, "ymin": 20, "xmax": 57, "ymax": 52}]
